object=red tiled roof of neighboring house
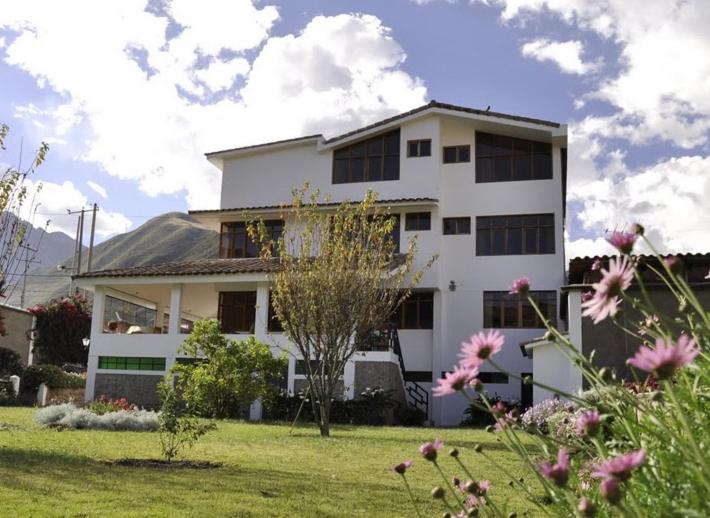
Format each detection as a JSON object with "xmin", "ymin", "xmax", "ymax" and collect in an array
[
  {"xmin": 204, "ymin": 101, "xmax": 562, "ymax": 158},
  {"xmin": 188, "ymin": 197, "xmax": 438, "ymax": 215},
  {"xmin": 73, "ymin": 258, "xmax": 282, "ymax": 279}
]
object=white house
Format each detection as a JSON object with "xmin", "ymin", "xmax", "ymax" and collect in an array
[{"xmin": 75, "ymin": 101, "xmax": 567, "ymax": 426}]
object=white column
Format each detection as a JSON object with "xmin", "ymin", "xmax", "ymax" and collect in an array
[
  {"xmin": 567, "ymin": 289, "xmax": 584, "ymax": 392},
  {"xmin": 287, "ymin": 357, "xmax": 296, "ymax": 395},
  {"xmin": 249, "ymin": 399, "xmax": 263, "ymax": 421},
  {"xmin": 85, "ymin": 286, "xmax": 106, "ymax": 402},
  {"xmin": 343, "ymin": 360, "xmax": 356, "ymax": 400},
  {"xmin": 155, "ymin": 303, "xmax": 165, "ymax": 333},
  {"xmin": 430, "ymin": 289, "xmax": 444, "ymax": 426},
  {"xmin": 168, "ymin": 284, "xmax": 183, "ymax": 335},
  {"xmin": 255, "ymin": 283, "xmax": 270, "ymax": 337}
]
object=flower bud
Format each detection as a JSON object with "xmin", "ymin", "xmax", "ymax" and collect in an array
[
  {"xmin": 449, "ymin": 448, "xmax": 459, "ymax": 458},
  {"xmin": 577, "ymin": 497, "xmax": 596, "ymax": 517},
  {"xmin": 431, "ymin": 486, "xmax": 446, "ymax": 499},
  {"xmin": 473, "ymin": 444, "xmax": 483, "ymax": 453}
]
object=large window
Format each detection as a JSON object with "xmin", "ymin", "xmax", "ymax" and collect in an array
[
  {"xmin": 476, "ymin": 214, "xmax": 554, "ymax": 255},
  {"xmin": 218, "ymin": 292, "xmax": 257, "ymax": 333},
  {"xmin": 483, "ymin": 291, "xmax": 557, "ymax": 328},
  {"xmin": 220, "ymin": 220, "xmax": 283, "ymax": 258},
  {"xmin": 98, "ymin": 356, "xmax": 166, "ymax": 371},
  {"xmin": 405, "ymin": 212, "xmax": 431, "ymax": 231},
  {"xmin": 476, "ymin": 132, "xmax": 552, "ymax": 182},
  {"xmin": 443, "ymin": 217, "xmax": 471, "ymax": 235},
  {"xmin": 391, "ymin": 291, "xmax": 434, "ymax": 329},
  {"xmin": 103, "ymin": 296, "xmax": 156, "ymax": 331},
  {"xmin": 332, "ymin": 129, "xmax": 400, "ymax": 183},
  {"xmin": 443, "ymin": 145, "xmax": 471, "ymax": 164}
]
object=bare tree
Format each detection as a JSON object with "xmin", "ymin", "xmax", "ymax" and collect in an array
[
  {"xmin": 250, "ymin": 186, "xmax": 435, "ymax": 437},
  {"xmin": 0, "ymin": 123, "xmax": 48, "ymax": 330}
]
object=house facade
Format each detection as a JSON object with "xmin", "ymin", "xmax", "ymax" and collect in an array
[{"xmin": 75, "ymin": 101, "xmax": 567, "ymax": 426}]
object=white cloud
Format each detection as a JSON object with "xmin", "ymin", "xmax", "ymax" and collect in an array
[
  {"xmin": 22, "ymin": 180, "xmax": 132, "ymax": 237},
  {"xmin": 0, "ymin": 3, "xmax": 427, "ymax": 209},
  {"xmin": 521, "ymin": 39, "xmax": 598, "ymax": 75},
  {"xmin": 86, "ymin": 180, "xmax": 108, "ymax": 199}
]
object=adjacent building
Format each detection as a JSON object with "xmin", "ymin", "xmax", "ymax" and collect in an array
[{"xmin": 75, "ymin": 101, "xmax": 568, "ymax": 425}]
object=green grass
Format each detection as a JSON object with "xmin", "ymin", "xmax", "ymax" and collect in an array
[{"xmin": 0, "ymin": 407, "xmax": 539, "ymax": 517}]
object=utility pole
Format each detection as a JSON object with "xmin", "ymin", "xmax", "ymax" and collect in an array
[
  {"xmin": 87, "ymin": 203, "xmax": 98, "ymax": 272},
  {"xmin": 76, "ymin": 209, "xmax": 85, "ymax": 275},
  {"xmin": 19, "ymin": 244, "xmax": 40, "ymax": 308}
]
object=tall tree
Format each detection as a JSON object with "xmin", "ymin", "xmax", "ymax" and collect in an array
[
  {"xmin": 250, "ymin": 187, "xmax": 434, "ymax": 437},
  {"xmin": 0, "ymin": 123, "xmax": 48, "ymax": 328}
]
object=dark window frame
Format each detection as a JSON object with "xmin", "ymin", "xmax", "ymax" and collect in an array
[
  {"xmin": 405, "ymin": 212, "xmax": 431, "ymax": 231},
  {"xmin": 219, "ymin": 220, "xmax": 283, "ymax": 259},
  {"xmin": 267, "ymin": 291, "xmax": 283, "ymax": 333},
  {"xmin": 391, "ymin": 291, "xmax": 434, "ymax": 330},
  {"xmin": 478, "ymin": 372, "xmax": 509, "ymax": 384},
  {"xmin": 218, "ymin": 291, "xmax": 257, "ymax": 334},
  {"xmin": 483, "ymin": 291, "xmax": 557, "ymax": 329},
  {"xmin": 407, "ymin": 139, "xmax": 432, "ymax": 157},
  {"xmin": 476, "ymin": 214, "xmax": 554, "ymax": 255},
  {"xmin": 97, "ymin": 356, "xmax": 166, "ymax": 371},
  {"xmin": 475, "ymin": 131, "xmax": 552, "ymax": 183},
  {"xmin": 443, "ymin": 217, "xmax": 471, "ymax": 235},
  {"xmin": 443, "ymin": 145, "xmax": 471, "ymax": 164},
  {"xmin": 332, "ymin": 129, "xmax": 400, "ymax": 184}
]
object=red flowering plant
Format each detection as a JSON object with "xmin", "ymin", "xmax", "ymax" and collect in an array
[
  {"xmin": 392, "ymin": 226, "xmax": 710, "ymax": 517},
  {"xmin": 87, "ymin": 395, "xmax": 138, "ymax": 415},
  {"xmin": 29, "ymin": 293, "xmax": 92, "ymax": 366}
]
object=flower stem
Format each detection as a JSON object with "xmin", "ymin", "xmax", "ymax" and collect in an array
[{"xmin": 401, "ymin": 475, "xmax": 424, "ymax": 518}]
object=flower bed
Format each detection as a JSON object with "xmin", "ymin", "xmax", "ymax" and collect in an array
[{"xmin": 35, "ymin": 402, "xmax": 158, "ymax": 431}]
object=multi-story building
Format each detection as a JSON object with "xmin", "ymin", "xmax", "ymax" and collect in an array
[{"xmin": 75, "ymin": 101, "xmax": 567, "ymax": 426}]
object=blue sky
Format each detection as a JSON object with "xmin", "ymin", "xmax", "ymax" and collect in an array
[{"xmin": 1, "ymin": 0, "xmax": 709, "ymax": 258}]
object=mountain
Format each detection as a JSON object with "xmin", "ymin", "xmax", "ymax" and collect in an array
[{"xmin": 7, "ymin": 212, "xmax": 218, "ymax": 307}]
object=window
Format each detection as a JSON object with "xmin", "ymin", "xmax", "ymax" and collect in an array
[
  {"xmin": 476, "ymin": 132, "xmax": 552, "ymax": 182},
  {"xmin": 220, "ymin": 220, "xmax": 283, "ymax": 258},
  {"xmin": 103, "ymin": 296, "xmax": 156, "ymax": 331},
  {"xmin": 267, "ymin": 292, "xmax": 283, "ymax": 333},
  {"xmin": 391, "ymin": 291, "xmax": 434, "ymax": 329},
  {"xmin": 407, "ymin": 139, "xmax": 431, "ymax": 157},
  {"xmin": 98, "ymin": 356, "xmax": 165, "ymax": 371},
  {"xmin": 332, "ymin": 129, "xmax": 400, "ymax": 183},
  {"xmin": 405, "ymin": 212, "xmax": 431, "ymax": 231},
  {"xmin": 476, "ymin": 214, "xmax": 554, "ymax": 255},
  {"xmin": 483, "ymin": 291, "xmax": 557, "ymax": 328},
  {"xmin": 443, "ymin": 145, "xmax": 470, "ymax": 164},
  {"xmin": 443, "ymin": 217, "xmax": 471, "ymax": 235},
  {"xmin": 478, "ymin": 372, "xmax": 509, "ymax": 384},
  {"xmin": 218, "ymin": 292, "xmax": 257, "ymax": 333}
]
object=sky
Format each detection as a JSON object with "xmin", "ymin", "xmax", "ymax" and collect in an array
[{"xmin": 1, "ymin": 0, "xmax": 709, "ymax": 259}]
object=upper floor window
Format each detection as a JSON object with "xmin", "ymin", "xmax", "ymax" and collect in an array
[
  {"xmin": 443, "ymin": 217, "xmax": 471, "ymax": 235},
  {"xmin": 475, "ymin": 132, "xmax": 552, "ymax": 183},
  {"xmin": 218, "ymin": 291, "xmax": 256, "ymax": 333},
  {"xmin": 483, "ymin": 291, "xmax": 557, "ymax": 328},
  {"xmin": 332, "ymin": 129, "xmax": 400, "ymax": 184},
  {"xmin": 219, "ymin": 220, "xmax": 283, "ymax": 258},
  {"xmin": 476, "ymin": 214, "xmax": 554, "ymax": 255},
  {"xmin": 391, "ymin": 291, "xmax": 434, "ymax": 329},
  {"xmin": 407, "ymin": 139, "xmax": 431, "ymax": 157},
  {"xmin": 405, "ymin": 212, "xmax": 431, "ymax": 231},
  {"xmin": 443, "ymin": 145, "xmax": 471, "ymax": 164},
  {"xmin": 103, "ymin": 296, "xmax": 156, "ymax": 332}
]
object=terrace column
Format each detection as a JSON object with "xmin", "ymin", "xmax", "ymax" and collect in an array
[
  {"xmin": 430, "ymin": 289, "xmax": 444, "ymax": 426},
  {"xmin": 168, "ymin": 284, "xmax": 183, "ymax": 336},
  {"xmin": 255, "ymin": 282, "xmax": 270, "ymax": 337},
  {"xmin": 85, "ymin": 286, "xmax": 106, "ymax": 402},
  {"xmin": 343, "ymin": 360, "xmax": 356, "ymax": 400}
]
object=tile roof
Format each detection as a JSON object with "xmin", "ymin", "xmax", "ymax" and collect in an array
[
  {"xmin": 205, "ymin": 134, "xmax": 322, "ymax": 158},
  {"xmin": 188, "ymin": 197, "xmax": 438, "ymax": 215},
  {"xmin": 73, "ymin": 258, "xmax": 282, "ymax": 279}
]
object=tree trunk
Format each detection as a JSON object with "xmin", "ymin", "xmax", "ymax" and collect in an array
[{"xmin": 318, "ymin": 397, "xmax": 331, "ymax": 437}]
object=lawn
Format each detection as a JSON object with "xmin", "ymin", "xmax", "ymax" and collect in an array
[{"xmin": 0, "ymin": 407, "xmax": 540, "ymax": 517}]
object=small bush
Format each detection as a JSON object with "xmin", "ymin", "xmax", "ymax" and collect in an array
[
  {"xmin": 0, "ymin": 347, "xmax": 23, "ymax": 376},
  {"xmin": 520, "ymin": 398, "xmax": 574, "ymax": 434},
  {"xmin": 394, "ymin": 404, "xmax": 427, "ymax": 427},
  {"xmin": 87, "ymin": 396, "xmax": 137, "ymax": 415},
  {"xmin": 0, "ymin": 379, "xmax": 17, "ymax": 406},
  {"xmin": 21, "ymin": 365, "xmax": 85, "ymax": 392},
  {"xmin": 35, "ymin": 403, "xmax": 158, "ymax": 431},
  {"xmin": 461, "ymin": 393, "xmax": 520, "ymax": 427}
]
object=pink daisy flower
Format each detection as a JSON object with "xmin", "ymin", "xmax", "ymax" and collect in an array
[
  {"xmin": 705, "ymin": 269, "xmax": 710, "ymax": 280},
  {"xmin": 582, "ymin": 256, "xmax": 634, "ymax": 324},
  {"xmin": 577, "ymin": 497, "xmax": 596, "ymax": 516},
  {"xmin": 538, "ymin": 448, "xmax": 570, "ymax": 487},
  {"xmin": 459, "ymin": 330, "xmax": 505, "ymax": 368},
  {"xmin": 509, "ymin": 276, "xmax": 530, "ymax": 295},
  {"xmin": 627, "ymin": 335, "xmax": 699, "ymax": 380},
  {"xmin": 494, "ymin": 411, "xmax": 516, "ymax": 432},
  {"xmin": 419, "ymin": 439, "xmax": 443, "ymax": 462},
  {"xmin": 581, "ymin": 291, "xmax": 593, "ymax": 303},
  {"xmin": 599, "ymin": 477, "xmax": 622, "ymax": 504},
  {"xmin": 591, "ymin": 258, "xmax": 602, "ymax": 271},
  {"xmin": 433, "ymin": 365, "xmax": 479, "ymax": 397},
  {"xmin": 576, "ymin": 409, "xmax": 601, "ymax": 437},
  {"xmin": 607, "ymin": 230, "xmax": 637, "ymax": 254},
  {"xmin": 392, "ymin": 460, "xmax": 412, "ymax": 475},
  {"xmin": 592, "ymin": 449, "xmax": 645, "ymax": 481}
]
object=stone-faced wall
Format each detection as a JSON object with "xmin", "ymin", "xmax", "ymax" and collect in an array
[
  {"xmin": 94, "ymin": 373, "xmax": 163, "ymax": 408},
  {"xmin": 354, "ymin": 361, "xmax": 406, "ymax": 404},
  {"xmin": 0, "ymin": 305, "xmax": 33, "ymax": 365}
]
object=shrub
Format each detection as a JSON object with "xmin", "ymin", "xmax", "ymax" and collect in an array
[
  {"xmin": 158, "ymin": 379, "xmax": 215, "ymax": 462},
  {"xmin": 21, "ymin": 364, "xmax": 85, "ymax": 392},
  {"xmin": 460, "ymin": 392, "xmax": 519, "ymax": 427},
  {"xmin": 0, "ymin": 347, "xmax": 23, "ymax": 376},
  {"xmin": 87, "ymin": 396, "xmax": 137, "ymax": 415},
  {"xmin": 0, "ymin": 379, "xmax": 17, "ymax": 406},
  {"xmin": 520, "ymin": 398, "xmax": 574, "ymax": 434},
  {"xmin": 35, "ymin": 403, "xmax": 158, "ymax": 431},
  {"xmin": 394, "ymin": 404, "xmax": 427, "ymax": 427}
]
